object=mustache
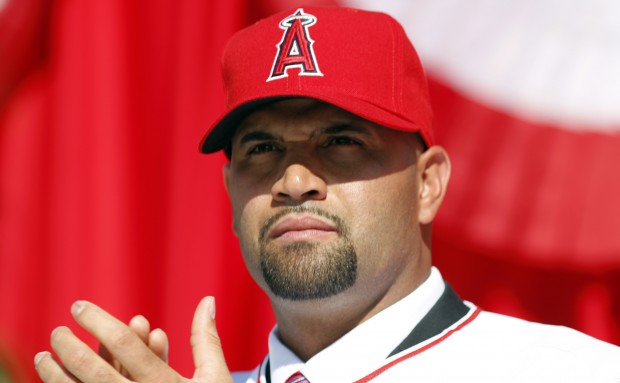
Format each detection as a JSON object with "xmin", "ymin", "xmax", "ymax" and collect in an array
[{"xmin": 259, "ymin": 206, "xmax": 347, "ymax": 242}]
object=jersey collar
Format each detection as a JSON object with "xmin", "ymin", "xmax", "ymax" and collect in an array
[{"xmin": 267, "ymin": 267, "xmax": 449, "ymax": 383}]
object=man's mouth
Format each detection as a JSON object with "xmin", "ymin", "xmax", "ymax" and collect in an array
[{"xmin": 268, "ymin": 215, "xmax": 338, "ymax": 242}]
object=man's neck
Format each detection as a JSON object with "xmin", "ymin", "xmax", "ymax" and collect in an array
[{"xmin": 270, "ymin": 267, "xmax": 431, "ymax": 361}]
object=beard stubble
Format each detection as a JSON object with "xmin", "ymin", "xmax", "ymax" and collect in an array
[{"xmin": 258, "ymin": 206, "xmax": 358, "ymax": 300}]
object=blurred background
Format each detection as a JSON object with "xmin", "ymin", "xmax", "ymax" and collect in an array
[{"xmin": 1, "ymin": 0, "xmax": 619, "ymax": 381}]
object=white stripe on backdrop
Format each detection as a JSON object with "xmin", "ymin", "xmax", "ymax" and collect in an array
[{"xmin": 343, "ymin": 0, "xmax": 620, "ymax": 132}]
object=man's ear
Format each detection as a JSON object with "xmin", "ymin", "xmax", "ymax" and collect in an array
[{"xmin": 417, "ymin": 146, "xmax": 451, "ymax": 225}]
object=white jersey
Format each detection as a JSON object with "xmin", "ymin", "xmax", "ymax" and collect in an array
[{"xmin": 233, "ymin": 268, "xmax": 620, "ymax": 383}]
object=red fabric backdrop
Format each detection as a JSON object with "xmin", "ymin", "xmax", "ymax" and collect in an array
[
  {"xmin": 0, "ymin": 0, "xmax": 280, "ymax": 379},
  {"xmin": 0, "ymin": 1, "xmax": 618, "ymax": 381}
]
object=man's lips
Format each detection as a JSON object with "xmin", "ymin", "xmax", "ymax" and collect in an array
[{"xmin": 268, "ymin": 216, "xmax": 338, "ymax": 241}]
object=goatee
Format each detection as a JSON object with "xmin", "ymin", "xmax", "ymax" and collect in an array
[{"xmin": 259, "ymin": 206, "xmax": 357, "ymax": 300}]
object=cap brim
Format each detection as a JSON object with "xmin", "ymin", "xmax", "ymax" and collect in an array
[
  {"xmin": 200, "ymin": 92, "xmax": 432, "ymax": 154},
  {"xmin": 200, "ymin": 97, "xmax": 289, "ymax": 153}
]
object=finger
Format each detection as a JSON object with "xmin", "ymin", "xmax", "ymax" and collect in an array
[
  {"xmin": 191, "ymin": 296, "xmax": 233, "ymax": 382},
  {"xmin": 98, "ymin": 342, "xmax": 115, "ymax": 367},
  {"xmin": 49, "ymin": 326, "xmax": 124, "ymax": 383},
  {"xmin": 148, "ymin": 328, "xmax": 169, "ymax": 363},
  {"xmin": 34, "ymin": 351, "xmax": 79, "ymax": 383},
  {"xmin": 120, "ymin": 315, "xmax": 151, "ymax": 377},
  {"xmin": 71, "ymin": 301, "xmax": 175, "ymax": 382},
  {"xmin": 98, "ymin": 314, "xmax": 149, "ymax": 373},
  {"xmin": 129, "ymin": 315, "xmax": 151, "ymax": 343}
]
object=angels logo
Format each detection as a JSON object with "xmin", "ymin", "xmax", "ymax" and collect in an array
[{"xmin": 267, "ymin": 9, "xmax": 323, "ymax": 82}]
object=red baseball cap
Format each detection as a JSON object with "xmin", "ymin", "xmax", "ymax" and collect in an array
[{"xmin": 200, "ymin": 6, "xmax": 433, "ymax": 153}]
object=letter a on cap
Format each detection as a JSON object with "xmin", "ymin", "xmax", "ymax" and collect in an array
[{"xmin": 267, "ymin": 9, "xmax": 323, "ymax": 82}]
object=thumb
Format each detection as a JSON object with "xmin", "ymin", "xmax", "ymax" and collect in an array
[{"xmin": 191, "ymin": 296, "xmax": 233, "ymax": 382}]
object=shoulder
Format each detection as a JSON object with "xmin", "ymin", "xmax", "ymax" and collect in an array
[
  {"xmin": 471, "ymin": 310, "xmax": 619, "ymax": 352},
  {"xmin": 350, "ymin": 307, "xmax": 619, "ymax": 382},
  {"xmin": 461, "ymin": 310, "xmax": 620, "ymax": 379}
]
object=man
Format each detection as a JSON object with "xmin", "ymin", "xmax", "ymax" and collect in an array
[{"xmin": 34, "ymin": 6, "xmax": 620, "ymax": 383}]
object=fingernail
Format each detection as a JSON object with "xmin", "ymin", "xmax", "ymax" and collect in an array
[
  {"xmin": 129, "ymin": 314, "xmax": 146, "ymax": 327},
  {"xmin": 207, "ymin": 296, "xmax": 216, "ymax": 320},
  {"xmin": 34, "ymin": 351, "xmax": 49, "ymax": 366},
  {"xmin": 71, "ymin": 301, "xmax": 85, "ymax": 317}
]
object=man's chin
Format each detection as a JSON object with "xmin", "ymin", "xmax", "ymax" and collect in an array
[{"xmin": 259, "ymin": 241, "xmax": 358, "ymax": 301}]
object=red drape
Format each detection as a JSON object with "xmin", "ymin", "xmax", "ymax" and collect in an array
[
  {"xmin": 1, "ymin": 1, "xmax": 618, "ymax": 382},
  {"xmin": 0, "ymin": 0, "xmax": 285, "ymax": 379},
  {"xmin": 430, "ymin": 79, "xmax": 620, "ymax": 344}
]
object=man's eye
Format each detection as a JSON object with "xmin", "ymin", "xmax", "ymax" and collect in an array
[
  {"xmin": 247, "ymin": 143, "xmax": 281, "ymax": 155},
  {"xmin": 324, "ymin": 136, "xmax": 360, "ymax": 147}
]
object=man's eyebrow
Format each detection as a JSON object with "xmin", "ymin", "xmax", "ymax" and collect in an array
[
  {"xmin": 236, "ymin": 124, "xmax": 370, "ymax": 145},
  {"xmin": 237, "ymin": 130, "xmax": 278, "ymax": 145},
  {"xmin": 320, "ymin": 124, "xmax": 372, "ymax": 136}
]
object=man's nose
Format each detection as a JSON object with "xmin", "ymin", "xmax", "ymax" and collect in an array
[{"xmin": 271, "ymin": 162, "xmax": 327, "ymax": 203}]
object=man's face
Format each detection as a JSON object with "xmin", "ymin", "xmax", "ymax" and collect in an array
[{"xmin": 224, "ymin": 98, "xmax": 425, "ymax": 302}]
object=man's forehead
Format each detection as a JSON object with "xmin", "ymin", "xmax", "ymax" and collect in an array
[
  {"xmin": 233, "ymin": 98, "xmax": 368, "ymax": 137},
  {"xmin": 242, "ymin": 98, "xmax": 353, "ymax": 121},
  {"xmin": 226, "ymin": 97, "xmax": 426, "ymax": 156}
]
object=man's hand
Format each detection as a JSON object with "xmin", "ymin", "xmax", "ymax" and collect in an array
[
  {"xmin": 33, "ymin": 296, "xmax": 234, "ymax": 383},
  {"xmin": 100, "ymin": 314, "xmax": 169, "ymax": 379}
]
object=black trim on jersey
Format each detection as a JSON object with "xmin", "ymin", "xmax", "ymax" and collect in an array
[
  {"xmin": 264, "ymin": 282, "xmax": 468, "ymax": 382},
  {"xmin": 387, "ymin": 283, "xmax": 469, "ymax": 357},
  {"xmin": 266, "ymin": 359, "xmax": 271, "ymax": 383}
]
